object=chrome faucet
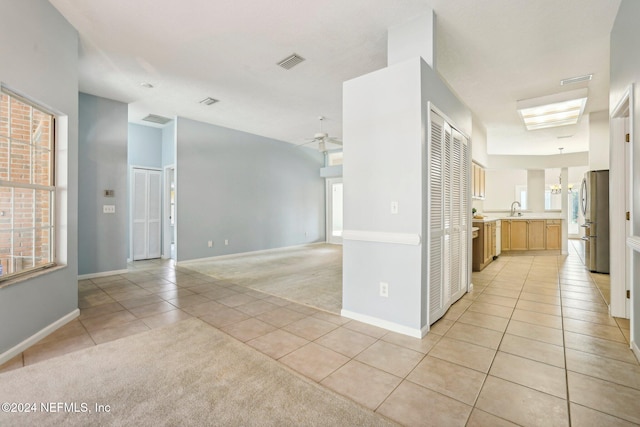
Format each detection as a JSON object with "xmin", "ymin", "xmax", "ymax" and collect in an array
[{"xmin": 510, "ymin": 201, "xmax": 521, "ymax": 217}]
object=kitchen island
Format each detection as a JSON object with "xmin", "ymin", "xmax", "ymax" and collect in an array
[{"xmin": 472, "ymin": 214, "xmax": 563, "ymax": 271}]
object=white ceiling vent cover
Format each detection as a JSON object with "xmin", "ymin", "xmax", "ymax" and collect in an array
[
  {"xmin": 277, "ymin": 53, "xmax": 305, "ymax": 70},
  {"xmin": 142, "ymin": 114, "xmax": 172, "ymax": 125},
  {"xmin": 200, "ymin": 97, "xmax": 219, "ymax": 105}
]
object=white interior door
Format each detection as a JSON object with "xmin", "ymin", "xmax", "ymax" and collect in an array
[
  {"xmin": 428, "ymin": 111, "xmax": 448, "ymax": 324},
  {"xmin": 327, "ymin": 178, "xmax": 343, "ymax": 244},
  {"xmin": 132, "ymin": 168, "xmax": 162, "ymax": 261},
  {"xmin": 428, "ymin": 109, "xmax": 470, "ymax": 325}
]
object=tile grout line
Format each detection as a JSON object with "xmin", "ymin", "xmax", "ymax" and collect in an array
[
  {"xmin": 467, "ymin": 256, "xmax": 530, "ymax": 423},
  {"xmin": 558, "ymin": 255, "xmax": 574, "ymax": 427}
]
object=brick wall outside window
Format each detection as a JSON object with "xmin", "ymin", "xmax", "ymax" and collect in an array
[{"xmin": 0, "ymin": 91, "xmax": 54, "ymax": 279}]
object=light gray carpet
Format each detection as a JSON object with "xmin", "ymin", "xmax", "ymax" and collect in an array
[
  {"xmin": 0, "ymin": 318, "xmax": 394, "ymax": 426},
  {"xmin": 183, "ymin": 244, "xmax": 343, "ymax": 314}
]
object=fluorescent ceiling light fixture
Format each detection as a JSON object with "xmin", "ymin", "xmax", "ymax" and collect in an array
[{"xmin": 517, "ymin": 88, "xmax": 588, "ymax": 131}]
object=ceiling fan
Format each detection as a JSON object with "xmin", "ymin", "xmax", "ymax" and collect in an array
[{"xmin": 298, "ymin": 116, "xmax": 342, "ymax": 152}]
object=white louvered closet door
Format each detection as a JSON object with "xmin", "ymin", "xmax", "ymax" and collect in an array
[
  {"xmin": 132, "ymin": 168, "xmax": 162, "ymax": 261},
  {"xmin": 451, "ymin": 129, "xmax": 469, "ymax": 302},
  {"xmin": 428, "ymin": 111, "xmax": 449, "ymax": 324},
  {"xmin": 428, "ymin": 109, "xmax": 471, "ymax": 326}
]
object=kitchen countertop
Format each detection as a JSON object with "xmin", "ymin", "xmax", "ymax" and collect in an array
[{"xmin": 472, "ymin": 214, "xmax": 564, "ymax": 222}]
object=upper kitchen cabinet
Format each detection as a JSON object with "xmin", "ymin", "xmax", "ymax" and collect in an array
[{"xmin": 472, "ymin": 162, "xmax": 486, "ymax": 199}]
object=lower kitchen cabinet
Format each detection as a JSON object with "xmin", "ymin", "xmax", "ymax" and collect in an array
[
  {"xmin": 528, "ymin": 220, "xmax": 546, "ymax": 250},
  {"xmin": 501, "ymin": 220, "xmax": 511, "ymax": 251},
  {"xmin": 546, "ymin": 220, "xmax": 561, "ymax": 250},
  {"xmin": 473, "ymin": 220, "xmax": 496, "ymax": 271},
  {"xmin": 509, "ymin": 220, "xmax": 528, "ymax": 250},
  {"xmin": 501, "ymin": 219, "xmax": 562, "ymax": 251}
]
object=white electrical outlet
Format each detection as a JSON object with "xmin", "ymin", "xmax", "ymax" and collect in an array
[
  {"xmin": 208, "ymin": 240, "xmax": 213, "ymax": 248},
  {"xmin": 224, "ymin": 239, "xmax": 229, "ymax": 246},
  {"xmin": 103, "ymin": 205, "xmax": 115, "ymax": 214},
  {"xmin": 379, "ymin": 281, "xmax": 389, "ymax": 298},
  {"xmin": 390, "ymin": 201, "xmax": 399, "ymax": 214}
]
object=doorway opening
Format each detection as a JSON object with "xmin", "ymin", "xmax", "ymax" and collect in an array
[{"xmin": 326, "ymin": 178, "xmax": 343, "ymax": 244}]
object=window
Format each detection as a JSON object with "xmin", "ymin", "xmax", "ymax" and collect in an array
[
  {"xmin": 0, "ymin": 89, "xmax": 55, "ymax": 280},
  {"xmin": 327, "ymin": 151, "xmax": 343, "ymax": 166}
]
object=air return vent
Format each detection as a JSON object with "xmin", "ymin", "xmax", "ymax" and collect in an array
[
  {"xmin": 142, "ymin": 114, "xmax": 171, "ymax": 125},
  {"xmin": 277, "ymin": 53, "xmax": 305, "ymax": 70},
  {"xmin": 560, "ymin": 74, "xmax": 593, "ymax": 86},
  {"xmin": 199, "ymin": 97, "xmax": 219, "ymax": 106}
]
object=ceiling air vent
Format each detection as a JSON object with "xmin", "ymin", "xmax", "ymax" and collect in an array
[
  {"xmin": 277, "ymin": 53, "xmax": 305, "ymax": 70},
  {"xmin": 560, "ymin": 74, "xmax": 593, "ymax": 86},
  {"xmin": 200, "ymin": 97, "xmax": 219, "ymax": 106},
  {"xmin": 142, "ymin": 114, "xmax": 171, "ymax": 125}
]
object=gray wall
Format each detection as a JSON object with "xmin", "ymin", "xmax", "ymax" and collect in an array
[
  {"xmin": 175, "ymin": 117, "xmax": 325, "ymax": 262},
  {"xmin": 129, "ymin": 123, "xmax": 163, "ymax": 168},
  {"xmin": 342, "ymin": 57, "xmax": 471, "ymax": 335},
  {"xmin": 78, "ymin": 93, "xmax": 128, "ymax": 275},
  {"xmin": 127, "ymin": 123, "xmax": 164, "ymax": 260},
  {"xmin": 610, "ymin": 0, "xmax": 640, "ymax": 350},
  {"xmin": 162, "ymin": 121, "xmax": 176, "ymax": 167},
  {"xmin": 0, "ymin": 0, "xmax": 78, "ymax": 354}
]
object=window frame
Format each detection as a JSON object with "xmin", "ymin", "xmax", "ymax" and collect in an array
[{"xmin": 0, "ymin": 87, "xmax": 57, "ymax": 282}]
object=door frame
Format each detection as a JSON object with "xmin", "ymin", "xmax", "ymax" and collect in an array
[
  {"xmin": 326, "ymin": 177, "xmax": 343, "ymax": 245},
  {"xmin": 163, "ymin": 164, "xmax": 176, "ymax": 260},
  {"xmin": 610, "ymin": 84, "xmax": 633, "ymax": 319},
  {"xmin": 129, "ymin": 165, "xmax": 163, "ymax": 262}
]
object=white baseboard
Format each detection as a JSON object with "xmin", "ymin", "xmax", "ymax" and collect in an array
[
  {"xmin": 632, "ymin": 340, "xmax": 640, "ymax": 364},
  {"xmin": 340, "ymin": 309, "xmax": 426, "ymax": 338},
  {"xmin": 177, "ymin": 242, "xmax": 326, "ymax": 266},
  {"xmin": 78, "ymin": 269, "xmax": 129, "ymax": 280},
  {"xmin": 0, "ymin": 309, "xmax": 79, "ymax": 365}
]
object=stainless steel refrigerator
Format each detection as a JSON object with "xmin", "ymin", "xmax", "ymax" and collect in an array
[{"xmin": 580, "ymin": 170, "xmax": 610, "ymax": 273}]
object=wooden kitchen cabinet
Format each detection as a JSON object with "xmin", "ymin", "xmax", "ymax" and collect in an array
[
  {"xmin": 473, "ymin": 220, "xmax": 496, "ymax": 271},
  {"xmin": 510, "ymin": 220, "xmax": 528, "ymax": 250},
  {"xmin": 501, "ymin": 220, "xmax": 511, "ymax": 251},
  {"xmin": 502, "ymin": 219, "xmax": 562, "ymax": 251},
  {"xmin": 471, "ymin": 162, "xmax": 486, "ymax": 200},
  {"xmin": 528, "ymin": 220, "xmax": 546, "ymax": 250},
  {"xmin": 546, "ymin": 219, "xmax": 561, "ymax": 250}
]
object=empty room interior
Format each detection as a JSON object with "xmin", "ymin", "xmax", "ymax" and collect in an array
[{"xmin": 2, "ymin": 0, "xmax": 640, "ymax": 425}]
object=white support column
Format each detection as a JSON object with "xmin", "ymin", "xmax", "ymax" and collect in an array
[
  {"xmin": 387, "ymin": 11, "xmax": 436, "ymax": 68},
  {"xmin": 561, "ymin": 167, "xmax": 569, "ymax": 255}
]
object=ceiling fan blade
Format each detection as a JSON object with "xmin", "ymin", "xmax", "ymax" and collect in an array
[
  {"xmin": 295, "ymin": 139, "xmax": 317, "ymax": 147},
  {"xmin": 326, "ymin": 137, "xmax": 343, "ymax": 145}
]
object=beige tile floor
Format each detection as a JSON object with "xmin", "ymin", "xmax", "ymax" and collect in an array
[{"xmin": 1, "ymin": 246, "xmax": 639, "ymax": 426}]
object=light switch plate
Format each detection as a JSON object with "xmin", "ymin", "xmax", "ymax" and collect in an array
[
  {"xmin": 103, "ymin": 205, "xmax": 115, "ymax": 214},
  {"xmin": 390, "ymin": 201, "xmax": 399, "ymax": 214}
]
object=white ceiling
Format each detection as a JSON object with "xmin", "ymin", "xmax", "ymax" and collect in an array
[{"xmin": 48, "ymin": 0, "xmax": 621, "ymax": 156}]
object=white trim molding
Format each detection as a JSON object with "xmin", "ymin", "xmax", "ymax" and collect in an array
[
  {"xmin": 0, "ymin": 309, "xmax": 79, "ymax": 365},
  {"xmin": 340, "ymin": 309, "xmax": 426, "ymax": 338},
  {"xmin": 78, "ymin": 269, "xmax": 129, "ymax": 280},
  {"xmin": 342, "ymin": 230, "xmax": 421, "ymax": 246},
  {"xmin": 632, "ymin": 341, "xmax": 640, "ymax": 364},
  {"xmin": 177, "ymin": 242, "xmax": 325, "ymax": 266}
]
